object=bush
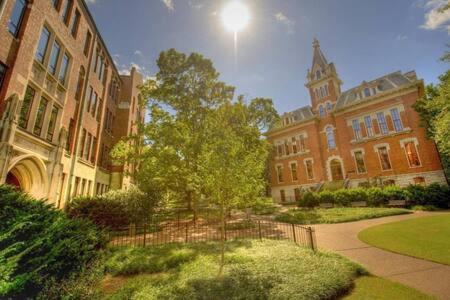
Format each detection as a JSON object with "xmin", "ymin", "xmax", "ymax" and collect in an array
[
  {"xmin": 67, "ymin": 186, "xmax": 158, "ymax": 229},
  {"xmin": 0, "ymin": 185, "xmax": 106, "ymax": 298},
  {"xmin": 366, "ymin": 187, "xmax": 387, "ymax": 207},
  {"xmin": 406, "ymin": 183, "xmax": 450, "ymax": 208},
  {"xmin": 318, "ymin": 191, "xmax": 335, "ymax": 204},
  {"xmin": 298, "ymin": 191, "xmax": 319, "ymax": 208},
  {"xmin": 251, "ymin": 197, "xmax": 279, "ymax": 215}
]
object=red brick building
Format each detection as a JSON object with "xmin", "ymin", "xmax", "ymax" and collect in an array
[
  {"xmin": 0, "ymin": 0, "xmax": 144, "ymax": 207},
  {"xmin": 267, "ymin": 39, "xmax": 447, "ymax": 203}
]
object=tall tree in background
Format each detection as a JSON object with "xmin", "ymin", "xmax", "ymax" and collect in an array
[{"xmin": 414, "ymin": 53, "xmax": 450, "ymax": 180}]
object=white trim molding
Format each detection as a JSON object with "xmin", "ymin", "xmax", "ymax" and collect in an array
[{"xmin": 325, "ymin": 155, "xmax": 346, "ymax": 182}]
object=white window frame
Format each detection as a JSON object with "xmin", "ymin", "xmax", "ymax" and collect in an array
[
  {"xmin": 276, "ymin": 164, "xmax": 284, "ymax": 183},
  {"xmin": 304, "ymin": 158, "xmax": 314, "ymax": 180},
  {"xmin": 351, "ymin": 148, "xmax": 367, "ymax": 174},
  {"xmin": 289, "ymin": 161, "xmax": 298, "ymax": 182},
  {"xmin": 400, "ymin": 138, "xmax": 422, "ymax": 168},
  {"xmin": 374, "ymin": 143, "xmax": 392, "ymax": 171}
]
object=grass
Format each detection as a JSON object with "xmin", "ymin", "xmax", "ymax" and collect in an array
[
  {"xmin": 274, "ymin": 207, "xmax": 411, "ymax": 224},
  {"xmin": 102, "ymin": 240, "xmax": 366, "ymax": 299},
  {"xmin": 343, "ymin": 276, "xmax": 435, "ymax": 300},
  {"xmin": 359, "ymin": 214, "xmax": 450, "ymax": 265}
]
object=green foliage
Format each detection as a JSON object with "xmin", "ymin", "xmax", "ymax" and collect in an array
[
  {"xmin": 67, "ymin": 186, "xmax": 159, "ymax": 229},
  {"xmin": 251, "ymin": 197, "xmax": 280, "ymax": 215},
  {"xmin": 0, "ymin": 185, "xmax": 106, "ymax": 298},
  {"xmin": 318, "ymin": 191, "xmax": 335, "ymax": 204},
  {"xmin": 298, "ymin": 191, "xmax": 319, "ymax": 208},
  {"xmin": 406, "ymin": 183, "xmax": 450, "ymax": 208},
  {"xmin": 413, "ymin": 69, "xmax": 450, "ymax": 178},
  {"xmin": 275, "ymin": 208, "xmax": 410, "ymax": 225},
  {"xmin": 104, "ymin": 240, "xmax": 365, "ymax": 300}
]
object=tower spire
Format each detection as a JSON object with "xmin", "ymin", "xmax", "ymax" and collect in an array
[{"xmin": 311, "ymin": 38, "xmax": 328, "ymax": 70}]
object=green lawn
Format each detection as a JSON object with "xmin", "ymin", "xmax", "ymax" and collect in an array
[
  {"xmin": 275, "ymin": 207, "xmax": 411, "ymax": 224},
  {"xmin": 359, "ymin": 214, "xmax": 450, "ymax": 265},
  {"xmin": 343, "ymin": 276, "xmax": 435, "ymax": 300},
  {"xmin": 102, "ymin": 240, "xmax": 366, "ymax": 299}
]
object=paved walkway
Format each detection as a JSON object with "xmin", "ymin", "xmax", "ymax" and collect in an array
[{"xmin": 313, "ymin": 211, "xmax": 450, "ymax": 299}]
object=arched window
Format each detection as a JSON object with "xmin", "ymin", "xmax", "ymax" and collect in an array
[
  {"xmin": 325, "ymin": 84, "xmax": 329, "ymax": 96},
  {"xmin": 320, "ymin": 86, "xmax": 325, "ymax": 98},
  {"xmin": 326, "ymin": 126, "xmax": 336, "ymax": 149},
  {"xmin": 364, "ymin": 87, "xmax": 370, "ymax": 97},
  {"xmin": 319, "ymin": 105, "xmax": 325, "ymax": 117},
  {"xmin": 316, "ymin": 70, "xmax": 321, "ymax": 80}
]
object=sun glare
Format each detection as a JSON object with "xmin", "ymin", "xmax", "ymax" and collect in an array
[{"xmin": 221, "ymin": 1, "xmax": 250, "ymax": 32}]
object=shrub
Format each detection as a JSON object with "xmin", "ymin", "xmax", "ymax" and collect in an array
[
  {"xmin": 406, "ymin": 183, "xmax": 450, "ymax": 208},
  {"xmin": 347, "ymin": 188, "xmax": 368, "ymax": 203},
  {"xmin": 383, "ymin": 185, "xmax": 409, "ymax": 201},
  {"xmin": 334, "ymin": 189, "xmax": 352, "ymax": 206},
  {"xmin": 318, "ymin": 191, "xmax": 335, "ymax": 204},
  {"xmin": 251, "ymin": 197, "xmax": 279, "ymax": 215},
  {"xmin": 67, "ymin": 186, "xmax": 158, "ymax": 229},
  {"xmin": 366, "ymin": 187, "xmax": 387, "ymax": 207},
  {"xmin": 0, "ymin": 185, "xmax": 106, "ymax": 298},
  {"xmin": 298, "ymin": 191, "xmax": 319, "ymax": 208}
]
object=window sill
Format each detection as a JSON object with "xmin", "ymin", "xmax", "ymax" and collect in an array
[{"xmin": 351, "ymin": 128, "xmax": 412, "ymax": 145}]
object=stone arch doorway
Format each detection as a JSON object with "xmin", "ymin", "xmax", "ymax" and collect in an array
[
  {"xmin": 329, "ymin": 159, "xmax": 344, "ymax": 181},
  {"xmin": 6, "ymin": 155, "xmax": 48, "ymax": 199}
]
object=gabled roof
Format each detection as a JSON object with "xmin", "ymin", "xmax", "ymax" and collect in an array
[{"xmin": 335, "ymin": 71, "xmax": 416, "ymax": 110}]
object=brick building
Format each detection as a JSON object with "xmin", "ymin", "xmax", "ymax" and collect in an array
[
  {"xmin": 0, "ymin": 0, "xmax": 145, "ymax": 207},
  {"xmin": 267, "ymin": 39, "xmax": 447, "ymax": 203}
]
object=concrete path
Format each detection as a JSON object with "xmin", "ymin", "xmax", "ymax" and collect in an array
[{"xmin": 313, "ymin": 211, "xmax": 450, "ymax": 299}]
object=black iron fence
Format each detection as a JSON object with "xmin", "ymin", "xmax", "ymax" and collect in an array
[{"xmin": 106, "ymin": 219, "xmax": 316, "ymax": 251}]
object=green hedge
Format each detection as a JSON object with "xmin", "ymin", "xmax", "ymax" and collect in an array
[
  {"xmin": 298, "ymin": 183, "xmax": 449, "ymax": 208},
  {"xmin": 0, "ymin": 185, "xmax": 106, "ymax": 298},
  {"xmin": 67, "ymin": 186, "xmax": 157, "ymax": 229}
]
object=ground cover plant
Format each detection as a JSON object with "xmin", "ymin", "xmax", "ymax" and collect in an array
[
  {"xmin": 359, "ymin": 214, "xmax": 450, "ymax": 265},
  {"xmin": 274, "ymin": 207, "xmax": 411, "ymax": 225},
  {"xmin": 0, "ymin": 185, "xmax": 106, "ymax": 298},
  {"xmin": 102, "ymin": 240, "xmax": 366, "ymax": 300}
]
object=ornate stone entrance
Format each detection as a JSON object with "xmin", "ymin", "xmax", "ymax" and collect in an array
[{"xmin": 6, "ymin": 155, "xmax": 48, "ymax": 199}]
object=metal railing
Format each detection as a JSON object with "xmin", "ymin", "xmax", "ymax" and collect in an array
[{"xmin": 107, "ymin": 219, "xmax": 316, "ymax": 251}]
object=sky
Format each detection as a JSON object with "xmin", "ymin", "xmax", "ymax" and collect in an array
[{"xmin": 85, "ymin": 0, "xmax": 450, "ymax": 114}]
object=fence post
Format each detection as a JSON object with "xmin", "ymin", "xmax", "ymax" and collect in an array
[
  {"xmin": 292, "ymin": 224, "xmax": 297, "ymax": 244},
  {"xmin": 258, "ymin": 220, "xmax": 262, "ymax": 241},
  {"xmin": 307, "ymin": 227, "xmax": 316, "ymax": 251},
  {"xmin": 143, "ymin": 223, "xmax": 147, "ymax": 247}
]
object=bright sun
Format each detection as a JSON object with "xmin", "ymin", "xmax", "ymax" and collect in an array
[{"xmin": 221, "ymin": 1, "xmax": 250, "ymax": 32}]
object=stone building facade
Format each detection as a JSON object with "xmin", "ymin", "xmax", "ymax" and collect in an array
[
  {"xmin": 267, "ymin": 39, "xmax": 447, "ymax": 203},
  {"xmin": 0, "ymin": 0, "xmax": 144, "ymax": 207}
]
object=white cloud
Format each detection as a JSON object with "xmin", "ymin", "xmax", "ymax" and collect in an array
[
  {"xmin": 134, "ymin": 50, "xmax": 144, "ymax": 58},
  {"xmin": 420, "ymin": 0, "xmax": 450, "ymax": 34},
  {"xmin": 396, "ymin": 34, "xmax": 408, "ymax": 40},
  {"xmin": 274, "ymin": 12, "xmax": 295, "ymax": 34},
  {"xmin": 188, "ymin": 0, "xmax": 204, "ymax": 10},
  {"xmin": 161, "ymin": 0, "xmax": 174, "ymax": 11}
]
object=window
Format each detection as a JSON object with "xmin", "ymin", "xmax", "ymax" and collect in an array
[
  {"xmin": 324, "ymin": 85, "xmax": 329, "ymax": 96},
  {"xmin": 8, "ymin": 0, "xmax": 27, "ymax": 37},
  {"xmin": 52, "ymin": 0, "xmax": 60, "ymax": 10},
  {"xmin": 364, "ymin": 88, "xmax": 370, "ymax": 97},
  {"xmin": 413, "ymin": 177, "xmax": 425, "ymax": 185},
  {"xmin": 46, "ymin": 106, "xmax": 58, "ymax": 141},
  {"xmin": 291, "ymin": 137, "xmax": 297, "ymax": 154},
  {"xmin": 352, "ymin": 119, "xmax": 362, "ymax": 140},
  {"xmin": 390, "ymin": 108, "xmax": 403, "ymax": 132},
  {"xmin": 354, "ymin": 151, "xmax": 367, "ymax": 174},
  {"xmin": 377, "ymin": 146, "xmax": 392, "ymax": 171},
  {"xmin": 96, "ymin": 98, "xmax": 103, "ymax": 121},
  {"xmin": 70, "ymin": 9, "xmax": 80, "ymax": 37},
  {"xmin": 280, "ymin": 190, "xmax": 286, "ymax": 202},
  {"xmin": 276, "ymin": 165, "xmax": 283, "ymax": 183},
  {"xmin": 326, "ymin": 102, "xmax": 332, "ymax": 111},
  {"xmin": 18, "ymin": 86, "xmax": 35, "ymax": 129},
  {"xmin": 91, "ymin": 92, "xmax": 98, "ymax": 117},
  {"xmin": 79, "ymin": 128, "xmax": 86, "ymax": 157},
  {"xmin": 75, "ymin": 67, "xmax": 85, "ymax": 101},
  {"xmin": 48, "ymin": 40, "xmax": 61, "ymax": 75},
  {"xmin": 61, "ymin": 0, "xmax": 72, "ymax": 24},
  {"xmin": 66, "ymin": 118, "xmax": 75, "ymax": 151},
  {"xmin": 315, "ymin": 70, "xmax": 321, "ymax": 80},
  {"xmin": 277, "ymin": 144, "xmax": 283, "ymax": 157},
  {"xmin": 84, "ymin": 31, "xmax": 92, "ymax": 56},
  {"xmin": 91, "ymin": 137, "xmax": 97, "ymax": 163},
  {"xmin": 58, "ymin": 52, "xmax": 70, "ymax": 84},
  {"xmin": 290, "ymin": 163, "xmax": 298, "ymax": 181},
  {"xmin": 364, "ymin": 116, "xmax": 374, "ymax": 137},
  {"xmin": 305, "ymin": 160, "xmax": 314, "ymax": 180},
  {"xmin": 0, "ymin": 63, "xmax": 7, "ymax": 91},
  {"xmin": 405, "ymin": 142, "xmax": 421, "ymax": 167},
  {"xmin": 86, "ymin": 86, "xmax": 93, "ymax": 111},
  {"xmin": 299, "ymin": 135, "xmax": 305, "ymax": 152},
  {"xmin": 35, "ymin": 26, "xmax": 51, "ymax": 63},
  {"xmin": 326, "ymin": 127, "xmax": 336, "ymax": 149},
  {"xmin": 284, "ymin": 140, "xmax": 290, "ymax": 155},
  {"xmin": 33, "ymin": 97, "xmax": 48, "ymax": 136},
  {"xmin": 376, "ymin": 112, "xmax": 389, "ymax": 135},
  {"xmin": 84, "ymin": 133, "xmax": 92, "ymax": 160},
  {"xmin": 319, "ymin": 105, "xmax": 325, "ymax": 117}
]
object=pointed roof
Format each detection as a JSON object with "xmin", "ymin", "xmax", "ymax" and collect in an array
[{"xmin": 311, "ymin": 38, "xmax": 328, "ymax": 70}]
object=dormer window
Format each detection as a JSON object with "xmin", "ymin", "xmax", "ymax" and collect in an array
[
  {"xmin": 364, "ymin": 88, "xmax": 370, "ymax": 97},
  {"xmin": 326, "ymin": 102, "xmax": 332, "ymax": 111}
]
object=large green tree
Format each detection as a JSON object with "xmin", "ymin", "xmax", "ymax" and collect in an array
[{"xmin": 414, "ymin": 67, "xmax": 450, "ymax": 180}]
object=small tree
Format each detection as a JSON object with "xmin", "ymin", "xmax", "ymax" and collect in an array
[{"xmin": 199, "ymin": 100, "xmax": 271, "ymax": 275}]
